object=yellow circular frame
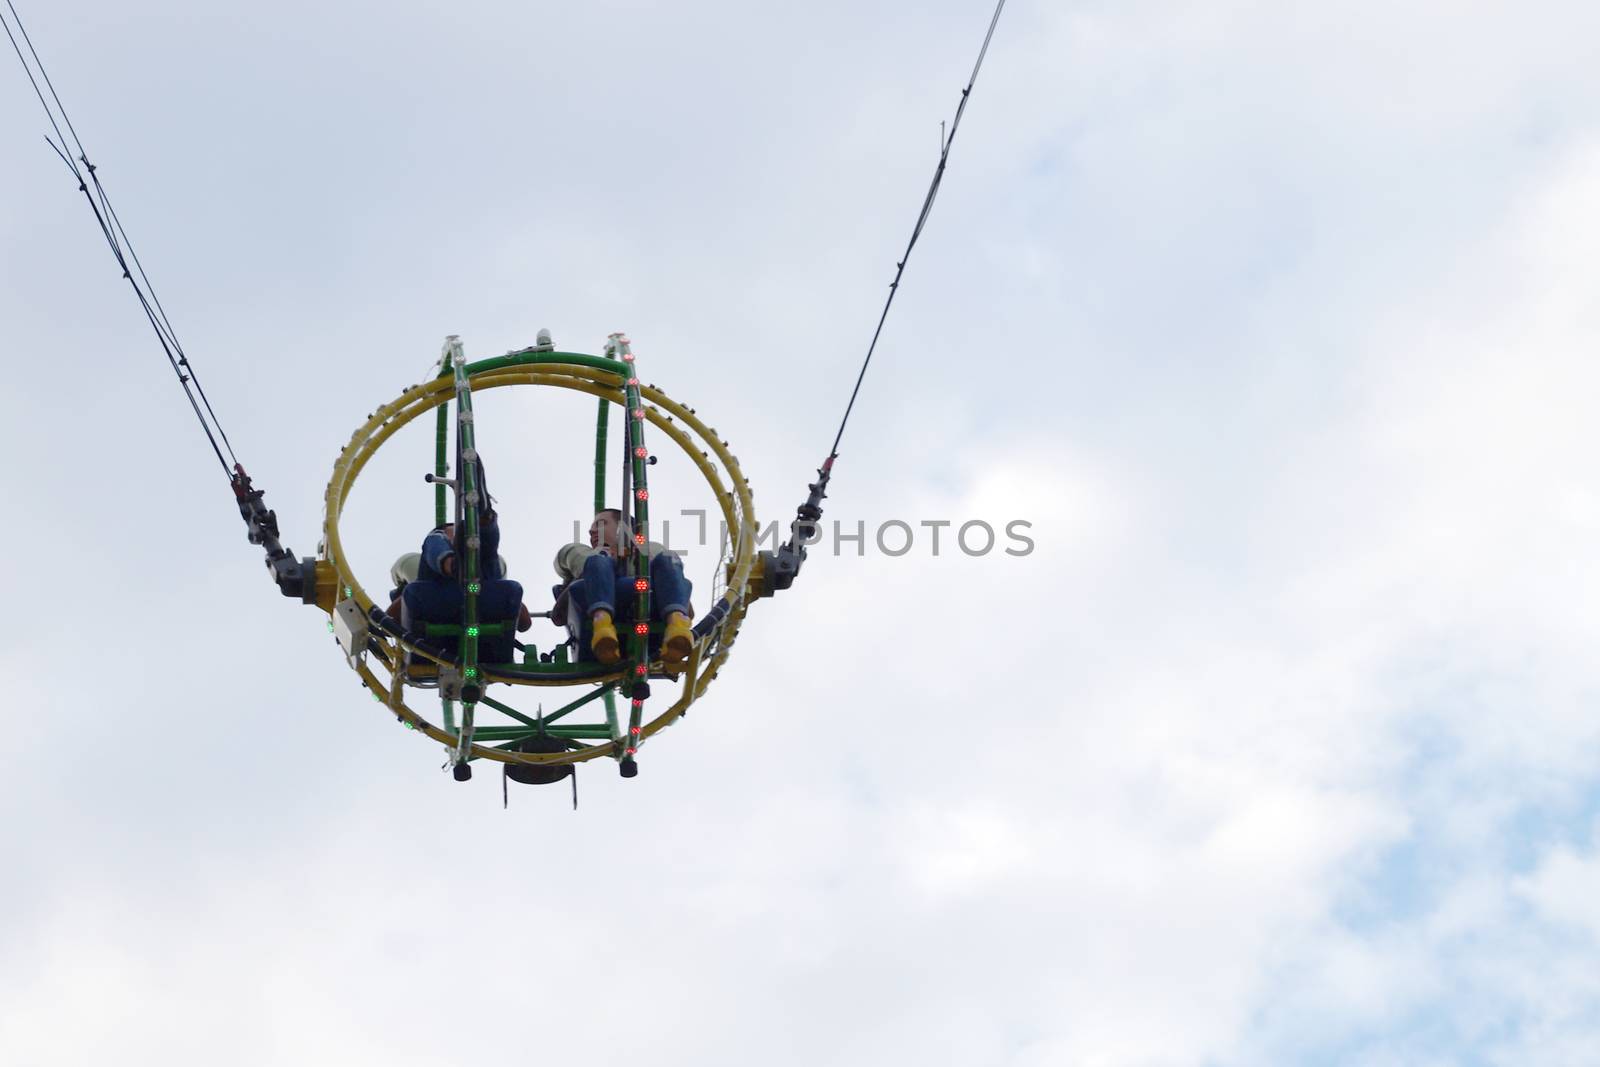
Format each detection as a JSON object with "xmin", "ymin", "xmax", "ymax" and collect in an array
[{"xmin": 319, "ymin": 357, "xmax": 758, "ymax": 769}]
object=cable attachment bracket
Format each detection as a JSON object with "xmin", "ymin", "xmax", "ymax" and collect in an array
[
  {"xmin": 230, "ymin": 463, "xmax": 316, "ymax": 603},
  {"xmin": 759, "ymin": 453, "xmax": 835, "ymax": 595}
]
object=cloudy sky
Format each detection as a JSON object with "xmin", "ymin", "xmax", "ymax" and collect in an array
[{"xmin": 3, "ymin": 1, "xmax": 1600, "ymax": 1064}]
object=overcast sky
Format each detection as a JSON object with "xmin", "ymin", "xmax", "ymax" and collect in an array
[{"xmin": 3, "ymin": 2, "xmax": 1600, "ymax": 1064}]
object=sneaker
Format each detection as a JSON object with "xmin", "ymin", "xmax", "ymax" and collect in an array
[
  {"xmin": 661, "ymin": 611, "xmax": 692, "ymax": 666},
  {"xmin": 591, "ymin": 611, "xmax": 620, "ymax": 664}
]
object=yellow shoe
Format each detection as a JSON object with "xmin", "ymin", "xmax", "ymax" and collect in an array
[
  {"xmin": 591, "ymin": 612, "xmax": 620, "ymax": 665},
  {"xmin": 662, "ymin": 611, "xmax": 692, "ymax": 666}
]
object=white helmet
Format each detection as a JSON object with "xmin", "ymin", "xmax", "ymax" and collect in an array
[
  {"xmin": 390, "ymin": 552, "xmax": 421, "ymax": 589},
  {"xmin": 392, "ymin": 550, "xmax": 510, "ymax": 587}
]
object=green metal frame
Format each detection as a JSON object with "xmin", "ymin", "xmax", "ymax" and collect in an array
[
  {"xmin": 450, "ymin": 340, "xmax": 484, "ymax": 767},
  {"xmin": 611, "ymin": 334, "xmax": 651, "ymax": 767},
  {"xmin": 416, "ymin": 338, "xmax": 676, "ymax": 773},
  {"xmin": 594, "ymin": 391, "xmax": 619, "ymax": 752}
]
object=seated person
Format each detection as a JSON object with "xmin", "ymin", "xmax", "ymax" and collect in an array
[
  {"xmin": 400, "ymin": 510, "xmax": 532, "ymax": 664},
  {"xmin": 555, "ymin": 508, "xmax": 692, "ymax": 666},
  {"xmin": 387, "ymin": 552, "xmax": 421, "ymax": 620}
]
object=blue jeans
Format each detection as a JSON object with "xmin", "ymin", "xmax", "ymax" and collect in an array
[{"xmin": 568, "ymin": 552, "xmax": 692, "ymax": 660}]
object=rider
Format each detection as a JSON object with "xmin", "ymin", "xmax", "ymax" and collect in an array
[
  {"xmin": 402, "ymin": 509, "xmax": 532, "ymax": 662},
  {"xmin": 555, "ymin": 508, "xmax": 692, "ymax": 666}
]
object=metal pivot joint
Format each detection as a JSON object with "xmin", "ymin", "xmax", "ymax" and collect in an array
[
  {"xmin": 761, "ymin": 453, "xmax": 834, "ymax": 595},
  {"xmin": 230, "ymin": 463, "xmax": 316, "ymax": 602}
]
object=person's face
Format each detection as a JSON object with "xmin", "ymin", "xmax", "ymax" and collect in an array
[{"xmin": 590, "ymin": 512, "xmax": 619, "ymax": 553}]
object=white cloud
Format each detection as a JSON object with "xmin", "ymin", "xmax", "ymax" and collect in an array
[{"xmin": 1518, "ymin": 830, "xmax": 1600, "ymax": 942}]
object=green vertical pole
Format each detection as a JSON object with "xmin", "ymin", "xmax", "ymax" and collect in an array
[
  {"xmin": 603, "ymin": 689, "xmax": 620, "ymax": 750},
  {"xmin": 607, "ymin": 333, "xmax": 651, "ymax": 771},
  {"xmin": 447, "ymin": 337, "xmax": 481, "ymax": 770},
  {"xmin": 594, "ymin": 397, "xmax": 610, "ymax": 516},
  {"xmin": 435, "ymin": 353, "xmax": 451, "ymax": 529},
  {"xmin": 452, "ymin": 352, "xmax": 481, "ymax": 682},
  {"xmin": 596, "ymin": 385, "xmax": 620, "ymax": 762}
]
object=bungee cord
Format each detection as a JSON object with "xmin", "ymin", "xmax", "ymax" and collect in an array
[
  {"xmin": 2, "ymin": 0, "xmax": 239, "ymax": 478},
  {"xmin": 766, "ymin": 0, "xmax": 1009, "ymax": 592},
  {"xmin": 827, "ymin": 0, "xmax": 1008, "ymax": 461}
]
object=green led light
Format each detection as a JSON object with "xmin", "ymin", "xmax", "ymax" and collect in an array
[
  {"xmin": 468, "ymin": 582, "xmax": 481, "ymax": 594},
  {"xmin": 466, "ymin": 626, "xmax": 480, "ymax": 637},
  {"xmin": 326, "ymin": 620, "xmax": 334, "ymax": 632},
  {"xmin": 465, "ymin": 667, "xmax": 479, "ymax": 679},
  {"xmin": 344, "ymin": 585, "xmax": 353, "ymax": 597}
]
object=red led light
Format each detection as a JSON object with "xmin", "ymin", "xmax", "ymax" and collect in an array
[
  {"xmin": 636, "ymin": 489, "xmax": 648, "ymax": 500},
  {"xmin": 633, "ymin": 446, "xmax": 647, "ymax": 457},
  {"xmin": 631, "ymin": 699, "xmax": 643, "ymax": 708},
  {"xmin": 632, "ymin": 409, "xmax": 645, "ymax": 420},
  {"xmin": 634, "ymin": 578, "xmax": 649, "ymax": 591},
  {"xmin": 635, "ymin": 664, "xmax": 648, "ymax": 675},
  {"xmin": 623, "ymin": 353, "xmax": 635, "ymax": 363},
  {"xmin": 630, "ymin": 726, "xmax": 641, "ymax": 736},
  {"xmin": 627, "ymin": 377, "xmax": 639, "ymax": 386},
  {"xmin": 635, "ymin": 622, "xmax": 649, "ymax": 634},
  {"xmin": 634, "ymin": 533, "xmax": 646, "ymax": 546},
  {"xmin": 626, "ymin": 746, "xmax": 637, "ymax": 755}
]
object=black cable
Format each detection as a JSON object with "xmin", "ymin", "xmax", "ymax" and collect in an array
[
  {"xmin": 20, "ymin": 0, "xmax": 237, "ymax": 470},
  {"xmin": 89, "ymin": 165, "xmax": 240, "ymax": 467},
  {"xmin": 827, "ymin": 0, "xmax": 1007, "ymax": 460},
  {"xmin": 44, "ymin": 129, "xmax": 233, "ymax": 474},
  {"xmin": 4, "ymin": 0, "xmax": 87, "ymax": 157},
  {"xmin": 2, "ymin": 0, "xmax": 238, "ymax": 478},
  {"xmin": 0, "ymin": 4, "xmax": 70, "ymax": 161}
]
